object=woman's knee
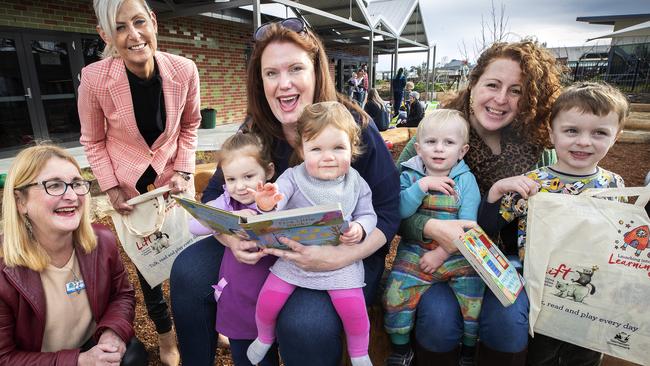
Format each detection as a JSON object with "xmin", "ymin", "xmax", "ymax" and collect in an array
[
  {"xmin": 170, "ymin": 236, "xmax": 223, "ymax": 291},
  {"xmin": 478, "ymin": 290, "xmax": 529, "ymax": 352},
  {"xmin": 414, "ymin": 283, "xmax": 464, "ymax": 352},
  {"xmin": 121, "ymin": 337, "xmax": 149, "ymax": 366},
  {"xmin": 276, "ymin": 288, "xmax": 343, "ymax": 362}
]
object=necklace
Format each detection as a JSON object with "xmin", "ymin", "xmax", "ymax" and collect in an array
[{"xmin": 64, "ymin": 260, "xmax": 86, "ymax": 295}]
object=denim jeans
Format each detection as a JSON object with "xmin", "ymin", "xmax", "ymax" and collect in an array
[
  {"xmin": 275, "ymin": 254, "xmax": 385, "ymax": 366},
  {"xmin": 414, "ymin": 281, "xmax": 529, "ymax": 353},
  {"xmin": 171, "ymin": 235, "xmax": 385, "ymax": 366},
  {"xmin": 229, "ymin": 339, "xmax": 279, "ymax": 366},
  {"xmin": 170, "ymin": 235, "xmax": 224, "ymax": 365}
]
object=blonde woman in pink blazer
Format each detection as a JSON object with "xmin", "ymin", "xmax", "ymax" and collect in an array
[{"xmin": 78, "ymin": 1, "xmax": 200, "ymax": 365}]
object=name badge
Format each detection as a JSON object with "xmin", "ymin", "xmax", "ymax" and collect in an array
[{"xmin": 65, "ymin": 280, "xmax": 86, "ymax": 294}]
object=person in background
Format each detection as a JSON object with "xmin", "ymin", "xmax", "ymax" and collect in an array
[
  {"xmin": 479, "ymin": 81, "xmax": 629, "ymax": 366},
  {"xmin": 364, "ymin": 88, "xmax": 390, "ymax": 131},
  {"xmin": 392, "ymin": 68, "xmax": 407, "ymax": 118},
  {"xmin": 397, "ymin": 40, "xmax": 563, "ymax": 365},
  {"xmin": 78, "ymin": 1, "xmax": 201, "ymax": 364},
  {"xmin": 170, "ymin": 17, "xmax": 400, "ymax": 365},
  {"xmin": 0, "ymin": 144, "xmax": 147, "ymax": 365}
]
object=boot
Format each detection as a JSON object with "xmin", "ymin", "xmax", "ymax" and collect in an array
[
  {"xmin": 414, "ymin": 342, "xmax": 459, "ymax": 366},
  {"xmin": 158, "ymin": 328, "xmax": 180, "ymax": 366},
  {"xmin": 477, "ymin": 342, "xmax": 526, "ymax": 366}
]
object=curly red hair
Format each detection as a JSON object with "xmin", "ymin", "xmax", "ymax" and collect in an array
[{"xmin": 443, "ymin": 40, "xmax": 565, "ymax": 147}]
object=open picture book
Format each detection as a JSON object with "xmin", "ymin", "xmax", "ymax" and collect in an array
[
  {"xmin": 174, "ymin": 196, "xmax": 349, "ymax": 250},
  {"xmin": 453, "ymin": 226, "xmax": 524, "ymax": 306}
]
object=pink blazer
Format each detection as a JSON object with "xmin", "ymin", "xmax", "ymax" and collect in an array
[{"xmin": 78, "ymin": 52, "xmax": 201, "ymax": 198}]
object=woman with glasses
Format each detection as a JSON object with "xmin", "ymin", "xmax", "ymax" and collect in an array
[
  {"xmin": 78, "ymin": 1, "xmax": 201, "ymax": 363},
  {"xmin": 170, "ymin": 18, "xmax": 400, "ymax": 365},
  {"xmin": 0, "ymin": 144, "xmax": 148, "ymax": 365}
]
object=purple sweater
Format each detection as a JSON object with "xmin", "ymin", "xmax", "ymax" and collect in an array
[{"xmin": 188, "ymin": 188, "xmax": 277, "ymax": 339}]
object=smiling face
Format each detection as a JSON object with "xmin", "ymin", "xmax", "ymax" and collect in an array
[
  {"xmin": 469, "ymin": 58, "xmax": 523, "ymax": 133},
  {"xmin": 99, "ymin": 0, "xmax": 158, "ymax": 78},
  {"xmin": 261, "ymin": 41, "xmax": 316, "ymax": 128},
  {"xmin": 550, "ymin": 108, "xmax": 620, "ymax": 175},
  {"xmin": 415, "ymin": 117, "xmax": 470, "ymax": 177},
  {"xmin": 302, "ymin": 125, "xmax": 352, "ymax": 180},
  {"xmin": 16, "ymin": 157, "xmax": 86, "ymax": 242},
  {"xmin": 222, "ymin": 154, "xmax": 273, "ymax": 205}
]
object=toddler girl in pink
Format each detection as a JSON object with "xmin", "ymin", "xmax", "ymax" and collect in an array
[{"xmin": 247, "ymin": 102, "xmax": 377, "ymax": 366}]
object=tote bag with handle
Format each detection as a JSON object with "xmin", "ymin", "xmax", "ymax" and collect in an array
[
  {"xmin": 524, "ymin": 187, "xmax": 650, "ymax": 365},
  {"xmin": 110, "ymin": 186, "xmax": 196, "ymax": 287}
]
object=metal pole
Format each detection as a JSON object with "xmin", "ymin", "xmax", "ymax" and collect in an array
[
  {"xmin": 425, "ymin": 47, "xmax": 430, "ymax": 102},
  {"xmin": 431, "ymin": 45, "xmax": 437, "ymax": 100},
  {"xmin": 369, "ymin": 29, "xmax": 374, "ymax": 88},
  {"xmin": 252, "ymin": 0, "xmax": 261, "ymax": 29}
]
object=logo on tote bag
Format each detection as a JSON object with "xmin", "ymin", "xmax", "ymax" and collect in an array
[{"xmin": 610, "ymin": 220, "xmax": 650, "ymax": 278}]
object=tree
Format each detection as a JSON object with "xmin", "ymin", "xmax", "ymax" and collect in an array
[{"xmin": 457, "ymin": 0, "xmax": 510, "ymax": 62}]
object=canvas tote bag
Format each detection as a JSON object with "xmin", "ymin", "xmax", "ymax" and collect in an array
[
  {"xmin": 524, "ymin": 187, "xmax": 650, "ymax": 364},
  {"xmin": 110, "ymin": 186, "xmax": 196, "ymax": 287}
]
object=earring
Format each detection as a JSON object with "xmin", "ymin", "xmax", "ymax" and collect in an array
[
  {"xmin": 469, "ymin": 95, "xmax": 475, "ymax": 115},
  {"xmin": 24, "ymin": 213, "xmax": 34, "ymax": 236}
]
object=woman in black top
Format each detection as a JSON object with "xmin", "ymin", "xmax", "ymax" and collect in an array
[{"xmin": 364, "ymin": 88, "xmax": 390, "ymax": 131}]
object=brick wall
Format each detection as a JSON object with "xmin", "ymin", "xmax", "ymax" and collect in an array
[
  {"xmin": 0, "ymin": 0, "xmax": 251, "ymax": 124},
  {"xmin": 0, "ymin": 0, "xmax": 370, "ymax": 125}
]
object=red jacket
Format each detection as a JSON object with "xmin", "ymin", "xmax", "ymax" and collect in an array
[{"xmin": 0, "ymin": 224, "xmax": 135, "ymax": 365}]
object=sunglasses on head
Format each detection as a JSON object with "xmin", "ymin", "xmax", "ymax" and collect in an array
[{"xmin": 253, "ymin": 17, "xmax": 306, "ymax": 41}]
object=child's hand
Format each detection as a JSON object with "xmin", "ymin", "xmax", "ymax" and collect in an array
[
  {"xmin": 418, "ymin": 176, "xmax": 456, "ymax": 195},
  {"xmin": 487, "ymin": 176, "xmax": 540, "ymax": 203},
  {"xmin": 233, "ymin": 209, "xmax": 258, "ymax": 217},
  {"xmin": 249, "ymin": 182, "xmax": 283, "ymax": 211},
  {"xmin": 419, "ymin": 247, "xmax": 450, "ymax": 274},
  {"xmin": 339, "ymin": 222, "xmax": 364, "ymax": 245}
]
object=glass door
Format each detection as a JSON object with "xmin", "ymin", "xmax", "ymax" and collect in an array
[
  {"xmin": 0, "ymin": 34, "xmax": 38, "ymax": 155},
  {"xmin": 0, "ymin": 30, "xmax": 103, "ymax": 157},
  {"xmin": 23, "ymin": 34, "xmax": 80, "ymax": 145}
]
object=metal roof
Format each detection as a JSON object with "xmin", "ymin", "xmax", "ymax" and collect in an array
[
  {"xmin": 576, "ymin": 13, "xmax": 650, "ymax": 26},
  {"xmin": 587, "ymin": 20, "xmax": 650, "ymax": 41},
  {"xmin": 367, "ymin": 0, "xmax": 430, "ymax": 49}
]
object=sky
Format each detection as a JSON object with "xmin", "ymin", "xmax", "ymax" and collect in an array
[{"xmin": 375, "ymin": 0, "xmax": 649, "ymax": 71}]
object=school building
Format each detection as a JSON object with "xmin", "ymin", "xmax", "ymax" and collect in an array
[{"xmin": 0, "ymin": 0, "xmax": 432, "ymax": 170}]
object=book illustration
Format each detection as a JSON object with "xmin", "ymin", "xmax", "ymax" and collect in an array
[
  {"xmin": 454, "ymin": 227, "xmax": 524, "ymax": 306},
  {"xmin": 174, "ymin": 196, "xmax": 348, "ymax": 250}
]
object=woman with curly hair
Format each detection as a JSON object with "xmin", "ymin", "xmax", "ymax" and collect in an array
[{"xmin": 394, "ymin": 40, "xmax": 564, "ymax": 365}]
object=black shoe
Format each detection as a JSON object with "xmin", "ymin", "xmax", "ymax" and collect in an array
[{"xmin": 386, "ymin": 348, "xmax": 414, "ymax": 366}]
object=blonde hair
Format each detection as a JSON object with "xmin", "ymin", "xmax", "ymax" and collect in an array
[
  {"xmin": 215, "ymin": 132, "xmax": 274, "ymax": 177},
  {"xmin": 295, "ymin": 101, "xmax": 364, "ymax": 161},
  {"xmin": 417, "ymin": 109, "xmax": 470, "ymax": 144},
  {"xmin": 94, "ymin": 0, "xmax": 154, "ymax": 58},
  {"xmin": 550, "ymin": 81, "xmax": 629, "ymax": 130},
  {"xmin": 1, "ymin": 145, "xmax": 97, "ymax": 271}
]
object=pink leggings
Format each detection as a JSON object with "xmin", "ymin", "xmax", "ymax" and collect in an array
[{"xmin": 255, "ymin": 273, "xmax": 370, "ymax": 357}]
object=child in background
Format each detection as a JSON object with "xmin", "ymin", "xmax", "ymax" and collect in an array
[
  {"xmin": 383, "ymin": 109, "xmax": 483, "ymax": 365},
  {"xmin": 188, "ymin": 132, "xmax": 279, "ymax": 366},
  {"xmin": 478, "ymin": 81, "xmax": 629, "ymax": 365},
  {"xmin": 247, "ymin": 101, "xmax": 377, "ymax": 366}
]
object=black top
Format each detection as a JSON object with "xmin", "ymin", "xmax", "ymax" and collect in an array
[
  {"xmin": 405, "ymin": 100, "xmax": 424, "ymax": 127},
  {"xmin": 364, "ymin": 101, "xmax": 389, "ymax": 131},
  {"xmin": 126, "ymin": 61, "xmax": 166, "ymax": 147}
]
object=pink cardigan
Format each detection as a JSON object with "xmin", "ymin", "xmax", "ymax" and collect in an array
[{"xmin": 78, "ymin": 52, "xmax": 201, "ymax": 198}]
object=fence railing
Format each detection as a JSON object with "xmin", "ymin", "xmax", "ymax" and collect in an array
[{"xmin": 570, "ymin": 72, "xmax": 650, "ymax": 94}]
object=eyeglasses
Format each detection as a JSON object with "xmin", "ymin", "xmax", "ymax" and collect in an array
[
  {"xmin": 254, "ymin": 18, "xmax": 306, "ymax": 41},
  {"xmin": 18, "ymin": 179, "xmax": 92, "ymax": 196}
]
